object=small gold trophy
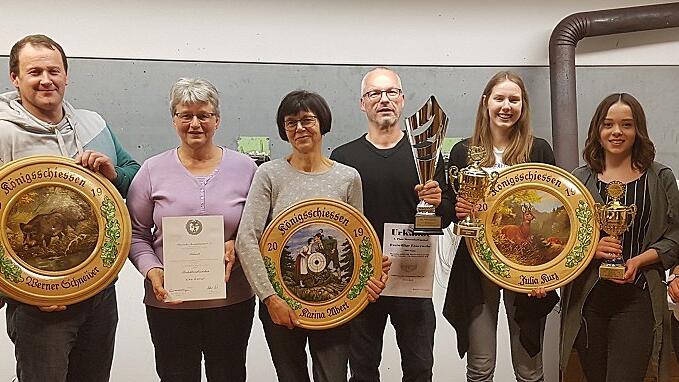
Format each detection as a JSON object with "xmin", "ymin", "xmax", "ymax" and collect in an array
[
  {"xmin": 405, "ymin": 96, "xmax": 449, "ymax": 235},
  {"xmin": 448, "ymin": 146, "xmax": 499, "ymax": 238},
  {"xmin": 595, "ymin": 181, "xmax": 636, "ymax": 280}
]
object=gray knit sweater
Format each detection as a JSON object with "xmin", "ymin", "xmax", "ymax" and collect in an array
[{"xmin": 235, "ymin": 157, "xmax": 363, "ymax": 300}]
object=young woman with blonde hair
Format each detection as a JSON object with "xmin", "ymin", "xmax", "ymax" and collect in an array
[{"xmin": 443, "ymin": 71, "xmax": 558, "ymax": 382}]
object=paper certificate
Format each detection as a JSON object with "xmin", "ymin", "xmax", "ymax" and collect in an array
[
  {"xmin": 162, "ymin": 215, "xmax": 226, "ymax": 302},
  {"xmin": 381, "ymin": 223, "xmax": 436, "ymax": 298}
]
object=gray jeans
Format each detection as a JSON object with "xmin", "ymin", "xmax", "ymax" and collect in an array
[{"xmin": 466, "ymin": 278, "xmax": 545, "ymax": 382}]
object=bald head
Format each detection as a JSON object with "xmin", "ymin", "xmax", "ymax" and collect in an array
[
  {"xmin": 360, "ymin": 67, "xmax": 402, "ymax": 96},
  {"xmin": 359, "ymin": 67, "xmax": 404, "ymax": 130}
]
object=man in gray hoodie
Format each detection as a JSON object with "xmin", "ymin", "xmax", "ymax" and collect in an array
[{"xmin": 0, "ymin": 34, "xmax": 139, "ymax": 382}]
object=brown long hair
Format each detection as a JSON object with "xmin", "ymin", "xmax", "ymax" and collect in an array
[
  {"xmin": 582, "ymin": 93, "xmax": 655, "ymax": 173},
  {"xmin": 471, "ymin": 71, "xmax": 533, "ymax": 166}
]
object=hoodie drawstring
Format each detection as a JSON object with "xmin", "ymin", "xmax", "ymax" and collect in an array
[{"xmin": 57, "ymin": 115, "xmax": 84, "ymax": 158}]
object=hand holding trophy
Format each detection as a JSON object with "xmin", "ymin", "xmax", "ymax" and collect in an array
[
  {"xmin": 595, "ymin": 180, "xmax": 636, "ymax": 280},
  {"xmin": 405, "ymin": 96, "xmax": 449, "ymax": 235},
  {"xmin": 448, "ymin": 146, "xmax": 499, "ymax": 238}
]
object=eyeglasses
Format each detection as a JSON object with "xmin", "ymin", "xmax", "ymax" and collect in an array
[
  {"xmin": 174, "ymin": 112, "xmax": 216, "ymax": 123},
  {"xmin": 362, "ymin": 88, "xmax": 402, "ymax": 101},
  {"xmin": 284, "ymin": 116, "xmax": 318, "ymax": 131}
]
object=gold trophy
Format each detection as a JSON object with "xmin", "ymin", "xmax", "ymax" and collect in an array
[
  {"xmin": 595, "ymin": 181, "xmax": 636, "ymax": 280},
  {"xmin": 449, "ymin": 146, "xmax": 499, "ymax": 238},
  {"xmin": 405, "ymin": 96, "xmax": 449, "ymax": 235}
]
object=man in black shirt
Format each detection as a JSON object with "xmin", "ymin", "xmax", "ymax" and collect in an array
[{"xmin": 331, "ymin": 67, "xmax": 453, "ymax": 382}]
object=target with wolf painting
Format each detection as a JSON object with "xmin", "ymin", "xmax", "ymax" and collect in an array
[
  {"xmin": 0, "ymin": 155, "xmax": 131, "ymax": 306},
  {"xmin": 260, "ymin": 198, "xmax": 381, "ymax": 330},
  {"xmin": 466, "ymin": 163, "xmax": 598, "ymax": 293}
]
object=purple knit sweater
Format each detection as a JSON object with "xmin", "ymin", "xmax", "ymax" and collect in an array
[{"xmin": 126, "ymin": 147, "xmax": 257, "ymax": 309}]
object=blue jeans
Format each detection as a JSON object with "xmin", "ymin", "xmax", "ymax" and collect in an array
[
  {"xmin": 146, "ymin": 297, "xmax": 255, "ymax": 382},
  {"xmin": 5, "ymin": 285, "xmax": 118, "ymax": 382},
  {"xmin": 349, "ymin": 296, "xmax": 435, "ymax": 382},
  {"xmin": 259, "ymin": 302, "xmax": 350, "ymax": 382}
]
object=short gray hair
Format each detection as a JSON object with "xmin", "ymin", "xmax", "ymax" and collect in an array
[
  {"xmin": 169, "ymin": 78, "xmax": 220, "ymax": 116},
  {"xmin": 360, "ymin": 67, "xmax": 402, "ymax": 96}
]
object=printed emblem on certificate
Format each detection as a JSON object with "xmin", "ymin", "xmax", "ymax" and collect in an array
[
  {"xmin": 0, "ymin": 155, "xmax": 130, "ymax": 306},
  {"xmin": 162, "ymin": 216, "xmax": 225, "ymax": 302},
  {"xmin": 260, "ymin": 198, "xmax": 382, "ymax": 330},
  {"xmin": 381, "ymin": 223, "xmax": 436, "ymax": 298},
  {"xmin": 466, "ymin": 163, "xmax": 598, "ymax": 292}
]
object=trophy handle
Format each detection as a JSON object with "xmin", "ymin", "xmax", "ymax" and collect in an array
[
  {"xmin": 625, "ymin": 204, "xmax": 637, "ymax": 230},
  {"xmin": 448, "ymin": 166, "xmax": 460, "ymax": 194},
  {"xmin": 487, "ymin": 171, "xmax": 499, "ymax": 194},
  {"xmin": 594, "ymin": 203, "xmax": 604, "ymax": 225}
]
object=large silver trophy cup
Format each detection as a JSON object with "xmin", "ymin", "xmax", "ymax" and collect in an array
[{"xmin": 405, "ymin": 96, "xmax": 449, "ymax": 235}]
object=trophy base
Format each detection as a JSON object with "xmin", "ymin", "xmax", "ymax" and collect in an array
[
  {"xmin": 414, "ymin": 215, "xmax": 443, "ymax": 235},
  {"xmin": 599, "ymin": 263, "xmax": 626, "ymax": 280},
  {"xmin": 453, "ymin": 223, "xmax": 481, "ymax": 238}
]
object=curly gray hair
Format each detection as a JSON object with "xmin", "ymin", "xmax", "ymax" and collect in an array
[{"xmin": 169, "ymin": 78, "xmax": 220, "ymax": 116}]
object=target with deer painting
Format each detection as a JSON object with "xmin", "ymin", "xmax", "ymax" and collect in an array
[{"xmin": 467, "ymin": 163, "xmax": 598, "ymax": 293}]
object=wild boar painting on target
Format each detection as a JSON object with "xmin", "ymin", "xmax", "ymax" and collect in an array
[
  {"xmin": 281, "ymin": 224, "xmax": 354, "ymax": 303},
  {"xmin": 6, "ymin": 185, "xmax": 98, "ymax": 272},
  {"xmin": 490, "ymin": 189, "xmax": 570, "ymax": 266},
  {"xmin": 0, "ymin": 155, "xmax": 131, "ymax": 306}
]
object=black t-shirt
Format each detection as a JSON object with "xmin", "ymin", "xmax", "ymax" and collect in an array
[{"xmin": 330, "ymin": 132, "xmax": 454, "ymax": 243}]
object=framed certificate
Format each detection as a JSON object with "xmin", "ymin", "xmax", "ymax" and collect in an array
[
  {"xmin": 0, "ymin": 155, "xmax": 130, "ymax": 305},
  {"xmin": 162, "ymin": 215, "xmax": 226, "ymax": 302},
  {"xmin": 467, "ymin": 163, "xmax": 598, "ymax": 292},
  {"xmin": 259, "ymin": 198, "xmax": 382, "ymax": 330}
]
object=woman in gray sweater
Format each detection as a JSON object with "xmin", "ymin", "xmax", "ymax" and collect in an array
[{"xmin": 236, "ymin": 90, "xmax": 388, "ymax": 382}]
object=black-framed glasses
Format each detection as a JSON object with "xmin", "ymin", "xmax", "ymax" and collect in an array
[
  {"xmin": 362, "ymin": 88, "xmax": 402, "ymax": 101},
  {"xmin": 174, "ymin": 112, "xmax": 216, "ymax": 123},
  {"xmin": 284, "ymin": 116, "xmax": 318, "ymax": 131}
]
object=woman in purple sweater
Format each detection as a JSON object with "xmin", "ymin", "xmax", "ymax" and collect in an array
[{"xmin": 126, "ymin": 78, "xmax": 257, "ymax": 382}]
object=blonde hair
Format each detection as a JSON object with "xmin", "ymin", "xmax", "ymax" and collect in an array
[{"xmin": 471, "ymin": 71, "xmax": 533, "ymax": 166}]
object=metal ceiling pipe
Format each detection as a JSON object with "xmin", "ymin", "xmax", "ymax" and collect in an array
[{"xmin": 549, "ymin": 2, "xmax": 679, "ymax": 170}]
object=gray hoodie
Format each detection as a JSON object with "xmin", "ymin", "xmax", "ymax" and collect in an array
[
  {"xmin": 0, "ymin": 90, "xmax": 139, "ymax": 196},
  {"xmin": 0, "ymin": 91, "xmax": 117, "ymax": 166}
]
